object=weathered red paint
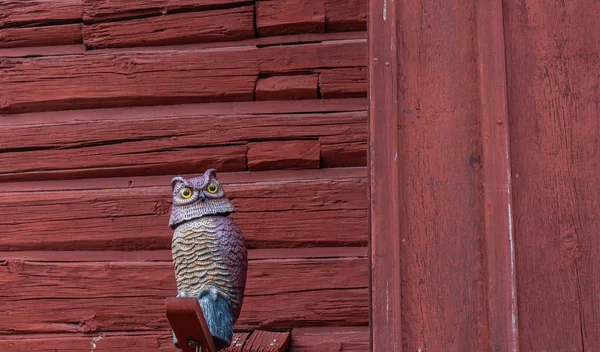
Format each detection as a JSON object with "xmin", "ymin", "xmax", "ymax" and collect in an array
[
  {"xmin": 370, "ymin": 0, "xmax": 600, "ymax": 351},
  {"xmin": 504, "ymin": 1, "xmax": 600, "ymax": 350},
  {"xmin": 476, "ymin": 0, "xmax": 519, "ymax": 350},
  {"xmin": 0, "ymin": 1, "xmax": 369, "ymax": 350},
  {"xmin": 368, "ymin": 0, "xmax": 402, "ymax": 351}
]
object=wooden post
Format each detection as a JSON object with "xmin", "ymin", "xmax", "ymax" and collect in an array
[
  {"xmin": 166, "ymin": 297, "xmax": 217, "ymax": 352},
  {"xmin": 368, "ymin": 0, "xmax": 402, "ymax": 350}
]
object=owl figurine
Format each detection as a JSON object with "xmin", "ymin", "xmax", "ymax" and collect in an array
[{"xmin": 168, "ymin": 169, "xmax": 247, "ymax": 350}]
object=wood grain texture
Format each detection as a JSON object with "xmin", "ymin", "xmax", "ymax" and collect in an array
[
  {"xmin": 0, "ymin": 110, "xmax": 365, "ymax": 180},
  {"xmin": 82, "ymin": 0, "xmax": 249, "ymax": 22},
  {"xmin": 83, "ymin": 7, "xmax": 254, "ymax": 48},
  {"xmin": 290, "ymin": 327, "xmax": 368, "ymax": 351},
  {"xmin": 247, "ymin": 140, "xmax": 320, "ymax": 171},
  {"xmin": 324, "ymin": 0, "xmax": 366, "ymax": 32},
  {"xmin": 0, "ymin": 327, "xmax": 366, "ymax": 352},
  {"xmin": 0, "ymin": 173, "xmax": 367, "ymax": 251},
  {"xmin": 319, "ymin": 68, "xmax": 367, "ymax": 99},
  {"xmin": 0, "ymin": 39, "xmax": 365, "ymax": 113},
  {"xmin": 504, "ymin": 1, "xmax": 600, "ymax": 350},
  {"xmin": 368, "ymin": 0, "xmax": 401, "ymax": 349},
  {"xmin": 222, "ymin": 332, "xmax": 250, "ymax": 351},
  {"xmin": 0, "ymin": 333, "xmax": 177, "ymax": 352},
  {"xmin": 0, "ymin": 98, "xmax": 367, "ymax": 125},
  {"xmin": 476, "ymin": 0, "xmax": 519, "ymax": 350},
  {"xmin": 0, "ymin": 0, "xmax": 82, "ymax": 27},
  {"xmin": 244, "ymin": 330, "xmax": 290, "ymax": 351},
  {"xmin": 0, "ymin": 258, "xmax": 368, "ymax": 333},
  {"xmin": 0, "ymin": 24, "xmax": 82, "ymax": 48},
  {"xmin": 255, "ymin": 75, "xmax": 318, "ymax": 101},
  {"xmin": 0, "ymin": 44, "xmax": 85, "ymax": 58},
  {"xmin": 395, "ymin": 1, "xmax": 488, "ymax": 350},
  {"xmin": 256, "ymin": 0, "xmax": 325, "ymax": 37}
]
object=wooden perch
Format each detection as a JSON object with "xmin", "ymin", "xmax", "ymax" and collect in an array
[
  {"xmin": 165, "ymin": 297, "xmax": 217, "ymax": 352},
  {"xmin": 165, "ymin": 298, "xmax": 291, "ymax": 352}
]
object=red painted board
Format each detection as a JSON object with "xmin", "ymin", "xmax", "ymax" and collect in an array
[
  {"xmin": 319, "ymin": 68, "xmax": 367, "ymax": 99},
  {"xmin": 0, "ymin": 327, "xmax": 366, "ymax": 352},
  {"xmin": 0, "ymin": 0, "xmax": 82, "ymax": 27},
  {"xmin": 255, "ymin": 75, "xmax": 318, "ymax": 101},
  {"xmin": 83, "ymin": 0, "xmax": 247, "ymax": 22},
  {"xmin": 244, "ymin": 330, "xmax": 290, "ymax": 351},
  {"xmin": 247, "ymin": 140, "xmax": 320, "ymax": 171},
  {"xmin": 0, "ymin": 39, "xmax": 365, "ymax": 113},
  {"xmin": 256, "ymin": 0, "xmax": 325, "ymax": 37},
  {"xmin": 83, "ymin": 7, "xmax": 254, "ymax": 48},
  {"xmin": 0, "ymin": 172, "xmax": 367, "ymax": 251},
  {"xmin": 504, "ymin": 0, "xmax": 600, "ymax": 350},
  {"xmin": 165, "ymin": 297, "xmax": 217, "ymax": 352},
  {"xmin": 290, "ymin": 327, "xmax": 368, "ymax": 352},
  {"xmin": 0, "ymin": 24, "xmax": 82, "ymax": 48},
  {"xmin": 222, "ymin": 332, "xmax": 250, "ymax": 351},
  {"xmin": 0, "ymin": 111, "xmax": 365, "ymax": 181},
  {"xmin": 324, "ymin": 0, "xmax": 366, "ymax": 32},
  {"xmin": 368, "ymin": 0, "xmax": 401, "ymax": 349}
]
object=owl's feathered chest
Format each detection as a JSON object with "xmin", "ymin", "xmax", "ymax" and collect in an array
[{"xmin": 171, "ymin": 215, "xmax": 247, "ymax": 317}]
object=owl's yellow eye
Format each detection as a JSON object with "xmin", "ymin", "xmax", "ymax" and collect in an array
[
  {"xmin": 207, "ymin": 183, "xmax": 218, "ymax": 194},
  {"xmin": 180, "ymin": 187, "xmax": 193, "ymax": 199}
]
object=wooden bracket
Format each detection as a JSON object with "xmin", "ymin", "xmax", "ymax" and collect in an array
[{"xmin": 165, "ymin": 297, "xmax": 217, "ymax": 352}]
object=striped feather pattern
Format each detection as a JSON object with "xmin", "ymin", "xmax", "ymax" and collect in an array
[{"xmin": 172, "ymin": 215, "xmax": 247, "ymax": 321}]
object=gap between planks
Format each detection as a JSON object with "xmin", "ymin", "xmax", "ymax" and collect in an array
[{"xmin": 0, "ymin": 247, "xmax": 368, "ymax": 262}]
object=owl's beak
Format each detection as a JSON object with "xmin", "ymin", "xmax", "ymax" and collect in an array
[{"xmin": 198, "ymin": 192, "xmax": 206, "ymax": 202}]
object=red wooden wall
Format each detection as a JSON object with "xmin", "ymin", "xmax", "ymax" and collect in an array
[
  {"xmin": 370, "ymin": 0, "xmax": 600, "ymax": 351},
  {"xmin": 0, "ymin": 0, "xmax": 369, "ymax": 351}
]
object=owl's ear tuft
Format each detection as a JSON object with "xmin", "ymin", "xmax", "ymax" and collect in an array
[
  {"xmin": 204, "ymin": 168, "xmax": 218, "ymax": 180},
  {"xmin": 171, "ymin": 176, "xmax": 185, "ymax": 189}
]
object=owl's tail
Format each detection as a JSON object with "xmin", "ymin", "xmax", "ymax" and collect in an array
[{"xmin": 197, "ymin": 288, "xmax": 234, "ymax": 350}]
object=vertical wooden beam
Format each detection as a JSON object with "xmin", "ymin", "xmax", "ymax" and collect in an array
[
  {"xmin": 476, "ymin": 1, "xmax": 520, "ymax": 351},
  {"xmin": 368, "ymin": 0, "xmax": 401, "ymax": 351}
]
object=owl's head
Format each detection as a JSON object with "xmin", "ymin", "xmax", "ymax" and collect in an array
[{"xmin": 168, "ymin": 168, "xmax": 235, "ymax": 229}]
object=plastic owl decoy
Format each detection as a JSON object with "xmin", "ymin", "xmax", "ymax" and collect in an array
[{"xmin": 168, "ymin": 169, "xmax": 247, "ymax": 350}]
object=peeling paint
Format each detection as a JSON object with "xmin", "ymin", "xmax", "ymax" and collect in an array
[
  {"xmin": 383, "ymin": 0, "xmax": 387, "ymax": 21},
  {"xmin": 90, "ymin": 334, "xmax": 104, "ymax": 352}
]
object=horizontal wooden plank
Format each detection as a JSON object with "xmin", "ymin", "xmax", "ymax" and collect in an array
[
  {"xmin": 0, "ymin": 288, "xmax": 369, "ymax": 333},
  {"xmin": 0, "ymin": 333, "xmax": 177, "ymax": 352},
  {"xmin": 0, "ymin": 166, "xmax": 367, "ymax": 192},
  {"xmin": 0, "ymin": 44, "xmax": 85, "ymax": 58},
  {"xmin": 222, "ymin": 332, "xmax": 250, "ymax": 351},
  {"xmin": 0, "ymin": 111, "xmax": 365, "ymax": 180},
  {"xmin": 324, "ymin": 0, "xmax": 367, "ymax": 32},
  {"xmin": 0, "ymin": 247, "xmax": 368, "ymax": 262},
  {"xmin": 0, "ymin": 173, "xmax": 367, "ymax": 251},
  {"xmin": 255, "ymin": 75, "xmax": 319, "ymax": 101},
  {"xmin": 244, "ymin": 330, "xmax": 290, "ymax": 351},
  {"xmin": 319, "ymin": 67, "xmax": 367, "ymax": 98},
  {"xmin": 0, "ymin": 327, "xmax": 367, "ymax": 351},
  {"xmin": 320, "ymin": 122, "xmax": 367, "ymax": 167},
  {"xmin": 247, "ymin": 140, "xmax": 320, "ymax": 171},
  {"xmin": 0, "ymin": 32, "xmax": 365, "ymax": 58},
  {"xmin": 0, "ymin": 258, "xmax": 367, "ymax": 302},
  {"xmin": 83, "ymin": 0, "xmax": 248, "ymax": 23},
  {"xmin": 290, "ymin": 327, "xmax": 368, "ymax": 351},
  {"xmin": 0, "ymin": 39, "xmax": 365, "ymax": 113},
  {"xmin": 83, "ymin": 7, "xmax": 254, "ymax": 49},
  {"xmin": 256, "ymin": 0, "xmax": 325, "ymax": 37},
  {"xmin": 0, "ymin": 23, "xmax": 82, "ymax": 48},
  {"xmin": 0, "ymin": 0, "xmax": 82, "ymax": 28},
  {"xmin": 0, "ymin": 98, "xmax": 367, "ymax": 125},
  {"xmin": 0, "ymin": 258, "xmax": 368, "ymax": 333}
]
